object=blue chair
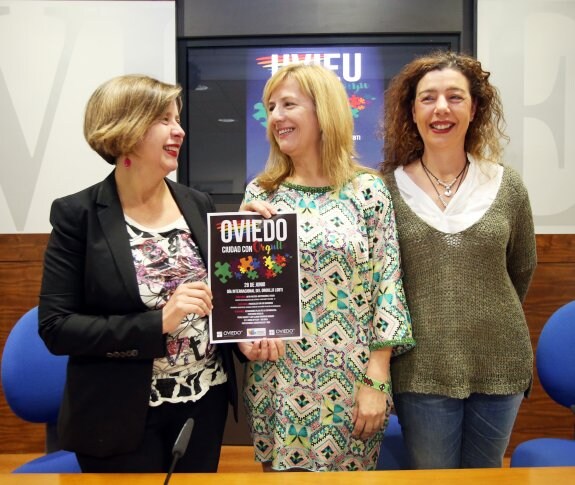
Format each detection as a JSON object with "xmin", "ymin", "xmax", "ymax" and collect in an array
[
  {"xmin": 510, "ymin": 300, "xmax": 575, "ymax": 467},
  {"xmin": 376, "ymin": 413, "xmax": 409, "ymax": 470},
  {"xmin": 1, "ymin": 307, "xmax": 80, "ymax": 473}
]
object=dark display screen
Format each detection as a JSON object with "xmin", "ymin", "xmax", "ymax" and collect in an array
[{"xmin": 178, "ymin": 36, "xmax": 458, "ymax": 208}]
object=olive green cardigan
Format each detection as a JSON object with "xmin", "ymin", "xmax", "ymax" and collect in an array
[{"xmin": 385, "ymin": 165, "xmax": 537, "ymax": 398}]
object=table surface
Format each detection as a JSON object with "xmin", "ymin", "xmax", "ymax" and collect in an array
[{"xmin": 2, "ymin": 467, "xmax": 575, "ymax": 485}]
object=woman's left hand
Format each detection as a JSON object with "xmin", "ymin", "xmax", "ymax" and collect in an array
[
  {"xmin": 238, "ymin": 338, "xmax": 285, "ymax": 361},
  {"xmin": 240, "ymin": 200, "xmax": 277, "ymax": 219},
  {"xmin": 351, "ymin": 384, "xmax": 389, "ymax": 440}
]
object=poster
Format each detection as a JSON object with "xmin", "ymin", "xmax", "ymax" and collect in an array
[{"xmin": 208, "ymin": 212, "xmax": 301, "ymax": 343}]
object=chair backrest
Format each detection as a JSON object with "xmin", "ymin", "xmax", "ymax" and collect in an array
[
  {"xmin": 536, "ymin": 300, "xmax": 575, "ymax": 409},
  {"xmin": 1, "ymin": 307, "xmax": 68, "ymax": 423}
]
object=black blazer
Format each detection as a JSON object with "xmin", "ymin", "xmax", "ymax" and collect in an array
[{"xmin": 38, "ymin": 171, "xmax": 238, "ymax": 458}]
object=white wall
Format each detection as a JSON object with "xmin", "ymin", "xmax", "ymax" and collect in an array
[
  {"xmin": 0, "ymin": 0, "xmax": 176, "ymax": 233},
  {"xmin": 2, "ymin": 0, "xmax": 573, "ymax": 234},
  {"xmin": 478, "ymin": 0, "xmax": 575, "ymax": 234}
]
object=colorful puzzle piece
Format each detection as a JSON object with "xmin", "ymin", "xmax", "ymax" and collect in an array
[
  {"xmin": 214, "ymin": 261, "xmax": 233, "ymax": 283},
  {"xmin": 239, "ymin": 256, "xmax": 255, "ymax": 273},
  {"xmin": 247, "ymin": 270, "xmax": 259, "ymax": 280}
]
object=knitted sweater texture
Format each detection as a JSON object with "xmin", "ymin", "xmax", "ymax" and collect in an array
[{"xmin": 385, "ymin": 165, "xmax": 537, "ymax": 398}]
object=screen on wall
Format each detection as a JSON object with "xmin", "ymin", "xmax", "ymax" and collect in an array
[{"xmin": 178, "ymin": 36, "xmax": 458, "ymax": 207}]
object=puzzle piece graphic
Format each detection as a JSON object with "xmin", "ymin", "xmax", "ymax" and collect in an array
[
  {"xmin": 252, "ymin": 102, "xmax": 268, "ymax": 128},
  {"xmin": 214, "ymin": 261, "xmax": 233, "ymax": 284},
  {"xmin": 239, "ymin": 256, "xmax": 255, "ymax": 273},
  {"xmin": 247, "ymin": 270, "xmax": 259, "ymax": 280},
  {"xmin": 264, "ymin": 255, "xmax": 274, "ymax": 269}
]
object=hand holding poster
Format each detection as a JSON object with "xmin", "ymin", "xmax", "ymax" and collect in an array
[{"xmin": 208, "ymin": 212, "xmax": 301, "ymax": 343}]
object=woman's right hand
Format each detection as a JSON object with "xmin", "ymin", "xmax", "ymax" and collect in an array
[
  {"xmin": 162, "ymin": 281, "xmax": 213, "ymax": 334},
  {"xmin": 238, "ymin": 338, "xmax": 285, "ymax": 361}
]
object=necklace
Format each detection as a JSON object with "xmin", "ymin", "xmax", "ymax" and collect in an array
[
  {"xmin": 420, "ymin": 158, "xmax": 469, "ymax": 197},
  {"xmin": 420, "ymin": 158, "xmax": 469, "ymax": 208}
]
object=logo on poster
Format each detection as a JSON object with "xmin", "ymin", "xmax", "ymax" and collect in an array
[
  {"xmin": 219, "ymin": 218, "xmax": 288, "ymax": 243},
  {"xmin": 223, "ymin": 330, "xmax": 243, "ymax": 337},
  {"xmin": 256, "ymin": 53, "xmax": 362, "ymax": 82}
]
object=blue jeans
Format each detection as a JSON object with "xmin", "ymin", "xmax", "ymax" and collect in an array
[{"xmin": 393, "ymin": 392, "xmax": 524, "ymax": 469}]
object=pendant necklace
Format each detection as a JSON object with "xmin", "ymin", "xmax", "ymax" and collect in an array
[
  {"xmin": 421, "ymin": 158, "xmax": 469, "ymax": 196},
  {"xmin": 420, "ymin": 158, "xmax": 469, "ymax": 208}
]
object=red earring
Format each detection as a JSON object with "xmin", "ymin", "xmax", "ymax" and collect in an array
[{"xmin": 123, "ymin": 158, "xmax": 131, "ymax": 168}]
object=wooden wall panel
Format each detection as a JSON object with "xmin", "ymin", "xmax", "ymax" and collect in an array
[
  {"xmin": 0, "ymin": 234, "xmax": 49, "ymax": 454},
  {"xmin": 0, "ymin": 233, "xmax": 574, "ymax": 456}
]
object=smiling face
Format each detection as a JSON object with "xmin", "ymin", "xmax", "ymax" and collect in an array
[
  {"xmin": 267, "ymin": 76, "xmax": 322, "ymax": 165},
  {"xmin": 412, "ymin": 68, "xmax": 476, "ymax": 153},
  {"xmin": 133, "ymin": 100, "xmax": 185, "ymax": 175}
]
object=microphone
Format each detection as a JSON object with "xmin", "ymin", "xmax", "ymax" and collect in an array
[{"xmin": 164, "ymin": 417, "xmax": 195, "ymax": 485}]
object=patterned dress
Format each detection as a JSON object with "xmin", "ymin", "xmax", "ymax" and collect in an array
[{"xmin": 243, "ymin": 172, "xmax": 415, "ymax": 471}]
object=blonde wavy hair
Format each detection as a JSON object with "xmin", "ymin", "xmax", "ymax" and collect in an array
[
  {"xmin": 84, "ymin": 75, "xmax": 182, "ymax": 165},
  {"xmin": 256, "ymin": 63, "xmax": 372, "ymax": 191},
  {"xmin": 378, "ymin": 50, "xmax": 508, "ymax": 174}
]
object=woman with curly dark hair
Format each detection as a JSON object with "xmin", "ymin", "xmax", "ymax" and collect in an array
[{"xmin": 379, "ymin": 51, "xmax": 537, "ymax": 469}]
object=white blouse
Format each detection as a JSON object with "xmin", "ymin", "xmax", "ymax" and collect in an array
[{"xmin": 394, "ymin": 156, "xmax": 503, "ymax": 234}]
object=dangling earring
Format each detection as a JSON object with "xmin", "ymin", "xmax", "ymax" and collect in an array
[{"xmin": 123, "ymin": 158, "xmax": 131, "ymax": 168}]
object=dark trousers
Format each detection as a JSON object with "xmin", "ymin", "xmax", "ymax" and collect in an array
[{"xmin": 77, "ymin": 383, "xmax": 228, "ymax": 473}]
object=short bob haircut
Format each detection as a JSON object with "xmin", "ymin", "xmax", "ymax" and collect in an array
[
  {"xmin": 256, "ymin": 63, "xmax": 371, "ymax": 192},
  {"xmin": 379, "ymin": 50, "xmax": 508, "ymax": 174},
  {"xmin": 84, "ymin": 75, "xmax": 182, "ymax": 165}
]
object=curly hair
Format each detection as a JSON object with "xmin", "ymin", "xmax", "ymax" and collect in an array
[
  {"xmin": 84, "ymin": 75, "xmax": 182, "ymax": 165},
  {"xmin": 378, "ymin": 50, "xmax": 508, "ymax": 174}
]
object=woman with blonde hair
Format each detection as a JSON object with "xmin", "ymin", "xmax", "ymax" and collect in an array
[
  {"xmin": 39, "ymin": 74, "xmax": 279, "ymax": 473},
  {"xmin": 241, "ymin": 63, "xmax": 415, "ymax": 471}
]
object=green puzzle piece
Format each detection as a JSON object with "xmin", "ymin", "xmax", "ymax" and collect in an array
[{"xmin": 214, "ymin": 261, "xmax": 233, "ymax": 283}]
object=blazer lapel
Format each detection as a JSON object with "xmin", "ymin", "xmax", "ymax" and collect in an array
[
  {"xmin": 96, "ymin": 172, "xmax": 143, "ymax": 306},
  {"xmin": 167, "ymin": 180, "xmax": 210, "ymax": 263},
  {"xmin": 94, "ymin": 176, "xmax": 210, "ymax": 304}
]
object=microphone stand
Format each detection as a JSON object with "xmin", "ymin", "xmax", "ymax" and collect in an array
[{"xmin": 164, "ymin": 417, "xmax": 195, "ymax": 485}]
